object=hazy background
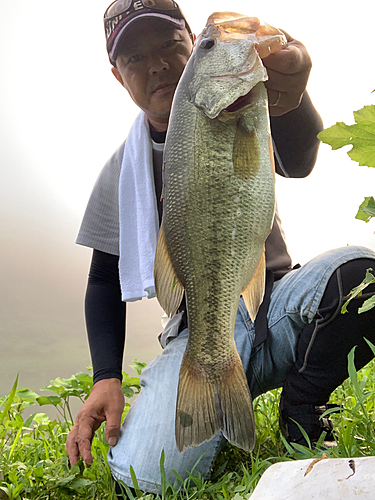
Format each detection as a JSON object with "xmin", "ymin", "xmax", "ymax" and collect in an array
[{"xmin": 1, "ymin": 0, "xmax": 374, "ymax": 413}]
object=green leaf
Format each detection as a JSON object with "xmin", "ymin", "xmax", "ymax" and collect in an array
[
  {"xmin": 160, "ymin": 449, "xmax": 168, "ymax": 499},
  {"xmin": 356, "ymin": 196, "xmax": 375, "ymax": 222},
  {"xmin": 118, "ymin": 481, "xmax": 135, "ymax": 500},
  {"xmin": 232, "ymin": 493, "xmax": 246, "ymax": 500},
  {"xmin": 129, "ymin": 466, "xmax": 142, "ymax": 497},
  {"xmin": 359, "ymin": 295, "xmax": 375, "ymax": 314},
  {"xmin": 9, "ymin": 425, "xmax": 23, "ymax": 459},
  {"xmin": 68, "ymin": 477, "xmax": 94, "ymax": 489},
  {"xmin": 348, "ymin": 346, "xmax": 363, "ymax": 403},
  {"xmin": 122, "ymin": 376, "xmax": 141, "ymax": 387},
  {"xmin": 318, "ymin": 105, "xmax": 375, "ymax": 168},
  {"xmin": 122, "ymin": 386, "xmax": 135, "ymax": 398},
  {"xmin": 36, "ymin": 396, "xmax": 62, "ymax": 407},
  {"xmin": 364, "ymin": 338, "xmax": 375, "ymax": 356},
  {"xmin": 348, "ymin": 139, "xmax": 375, "ymax": 167},
  {"xmin": 130, "ymin": 360, "xmax": 147, "ymax": 376},
  {"xmin": 341, "ymin": 268, "xmax": 375, "ymax": 313},
  {"xmin": 32, "ymin": 413, "xmax": 49, "ymax": 424},
  {"xmin": 234, "ymin": 485, "xmax": 246, "ymax": 492},
  {"xmin": 318, "ymin": 122, "xmax": 356, "ymax": 150},
  {"xmin": 24, "ymin": 413, "xmax": 37, "ymax": 427},
  {"xmin": 74, "ymin": 372, "xmax": 93, "ymax": 385},
  {"xmin": 15, "ymin": 388, "xmax": 39, "ymax": 401},
  {"xmin": 353, "ymin": 105, "xmax": 375, "ymax": 133},
  {"xmin": 289, "ymin": 419, "xmax": 311, "ymax": 449},
  {"xmin": 0, "ymin": 374, "xmax": 19, "ymax": 425}
]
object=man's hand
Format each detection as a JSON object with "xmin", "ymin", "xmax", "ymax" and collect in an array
[
  {"xmin": 263, "ymin": 31, "xmax": 312, "ymax": 117},
  {"xmin": 65, "ymin": 378, "xmax": 124, "ymax": 466}
]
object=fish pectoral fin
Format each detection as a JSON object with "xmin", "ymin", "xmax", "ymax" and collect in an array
[
  {"xmin": 242, "ymin": 250, "xmax": 266, "ymax": 322},
  {"xmin": 175, "ymin": 351, "xmax": 255, "ymax": 453},
  {"xmin": 154, "ymin": 223, "xmax": 184, "ymax": 317},
  {"xmin": 233, "ymin": 121, "xmax": 260, "ymax": 181}
]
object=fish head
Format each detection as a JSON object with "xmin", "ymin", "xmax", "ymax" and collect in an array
[{"xmin": 185, "ymin": 12, "xmax": 287, "ymax": 119}]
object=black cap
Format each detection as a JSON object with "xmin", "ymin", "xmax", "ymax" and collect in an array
[{"xmin": 104, "ymin": 0, "xmax": 192, "ymax": 66}]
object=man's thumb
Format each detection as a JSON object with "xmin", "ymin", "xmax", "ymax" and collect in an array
[
  {"xmin": 108, "ymin": 436, "xmax": 118, "ymax": 446},
  {"xmin": 106, "ymin": 416, "xmax": 121, "ymax": 446}
]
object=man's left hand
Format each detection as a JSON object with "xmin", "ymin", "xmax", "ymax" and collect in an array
[{"xmin": 263, "ymin": 31, "xmax": 312, "ymax": 117}]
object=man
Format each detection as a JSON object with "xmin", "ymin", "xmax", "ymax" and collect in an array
[{"xmin": 65, "ymin": 0, "xmax": 375, "ymax": 495}]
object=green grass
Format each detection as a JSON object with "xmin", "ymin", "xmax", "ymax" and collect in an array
[{"xmin": 1, "ymin": 350, "xmax": 375, "ymax": 499}]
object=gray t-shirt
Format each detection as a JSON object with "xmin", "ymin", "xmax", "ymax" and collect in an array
[{"xmin": 76, "ymin": 141, "xmax": 293, "ymax": 279}]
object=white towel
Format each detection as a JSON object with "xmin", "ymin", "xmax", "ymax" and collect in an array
[{"xmin": 118, "ymin": 112, "xmax": 159, "ymax": 302}]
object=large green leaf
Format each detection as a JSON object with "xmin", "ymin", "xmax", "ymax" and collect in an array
[
  {"xmin": 318, "ymin": 121, "xmax": 356, "ymax": 150},
  {"xmin": 318, "ymin": 105, "xmax": 375, "ymax": 168}
]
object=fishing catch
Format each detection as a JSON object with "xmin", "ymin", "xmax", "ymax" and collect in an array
[{"xmin": 154, "ymin": 12, "xmax": 286, "ymax": 453}]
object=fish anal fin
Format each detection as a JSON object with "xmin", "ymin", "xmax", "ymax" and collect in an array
[
  {"xmin": 154, "ymin": 223, "xmax": 184, "ymax": 317},
  {"xmin": 233, "ymin": 122, "xmax": 260, "ymax": 181},
  {"xmin": 242, "ymin": 250, "xmax": 266, "ymax": 322},
  {"xmin": 175, "ymin": 351, "xmax": 255, "ymax": 453}
]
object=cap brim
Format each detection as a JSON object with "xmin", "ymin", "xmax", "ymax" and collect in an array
[{"xmin": 109, "ymin": 13, "xmax": 186, "ymax": 63}]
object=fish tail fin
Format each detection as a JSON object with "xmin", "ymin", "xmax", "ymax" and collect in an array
[{"xmin": 175, "ymin": 351, "xmax": 255, "ymax": 453}]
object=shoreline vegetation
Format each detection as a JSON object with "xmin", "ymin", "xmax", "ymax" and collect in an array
[{"xmin": 1, "ymin": 350, "xmax": 375, "ymax": 500}]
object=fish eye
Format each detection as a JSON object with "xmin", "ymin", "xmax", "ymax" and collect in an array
[{"xmin": 200, "ymin": 38, "xmax": 215, "ymax": 50}]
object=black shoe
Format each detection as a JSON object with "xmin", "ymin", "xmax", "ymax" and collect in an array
[{"xmin": 279, "ymin": 394, "xmax": 340, "ymax": 448}]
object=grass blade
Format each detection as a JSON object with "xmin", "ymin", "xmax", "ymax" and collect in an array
[
  {"xmin": 289, "ymin": 419, "xmax": 312, "ymax": 449},
  {"xmin": 364, "ymin": 337, "xmax": 375, "ymax": 356},
  {"xmin": 160, "ymin": 449, "xmax": 169, "ymax": 500},
  {"xmin": 0, "ymin": 374, "xmax": 19, "ymax": 425},
  {"xmin": 8, "ymin": 425, "xmax": 23, "ymax": 460},
  {"xmin": 129, "ymin": 465, "xmax": 142, "ymax": 498},
  {"xmin": 348, "ymin": 346, "xmax": 368, "ymax": 418},
  {"xmin": 348, "ymin": 347, "xmax": 361, "ymax": 397}
]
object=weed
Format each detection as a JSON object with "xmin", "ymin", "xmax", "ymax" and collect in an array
[{"xmin": 1, "ymin": 355, "xmax": 375, "ymax": 499}]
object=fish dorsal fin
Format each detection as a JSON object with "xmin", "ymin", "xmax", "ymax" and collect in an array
[
  {"xmin": 207, "ymin": 12, "xmax": 260, "ymax": 34},
  {"xmin": 154, "ymin": 222, "xmax": 184, "ymax": 317},
  {"xmin": 242, "ymin": 250, "xmax": 266, "ymax": 322},
  {"xmin": 233, "ymin": 121, "xmax": 260, "ymax": 181}
]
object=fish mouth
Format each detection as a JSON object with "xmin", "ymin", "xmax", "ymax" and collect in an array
[{"xmin": 224, "ymin": 89, "xmax": 253, "ymax": 113}]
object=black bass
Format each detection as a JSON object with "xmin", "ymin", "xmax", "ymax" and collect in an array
[{"xmin": 154, "ymin": 12, "xmax": 286, "ymax": 452}]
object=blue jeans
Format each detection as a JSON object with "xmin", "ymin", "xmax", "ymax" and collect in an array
[{"xmin": 108, "ymin": 246, "xmax": 375, "ymax": 494}]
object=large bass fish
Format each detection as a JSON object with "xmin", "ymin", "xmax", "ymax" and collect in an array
[{"xmin": 154, "ymin": 12, "xmax": 286, "ymax": 453}]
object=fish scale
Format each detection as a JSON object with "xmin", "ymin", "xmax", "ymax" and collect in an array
[{"xmin": 154, "ymin": 12, "xmax": 286, "ymax": 452}]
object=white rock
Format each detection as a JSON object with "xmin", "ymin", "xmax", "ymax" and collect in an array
[{"xmin": 249, "ymin": 456, "xmax": 375, "ymax": 499}]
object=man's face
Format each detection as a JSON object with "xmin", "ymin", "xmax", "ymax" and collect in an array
[{"xmin": 112, "ymin": 19, "xmax": 194, "ymax": 131}]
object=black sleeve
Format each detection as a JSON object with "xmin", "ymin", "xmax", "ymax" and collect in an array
[
  {"xmin": 271, "ymin": 91, "xmax": 324, "ymax": 178},
  {"xmin": 85, "ymin": 249, "xmax": 126, "ymax": 384}
]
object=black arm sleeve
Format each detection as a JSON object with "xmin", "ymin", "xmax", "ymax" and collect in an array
[
  {"xmin": 85, "ymin": 249, "xmax": 126, "ymax": 385},
  {"xmin": 271, "ymin": 91, "xmax": 324, "ymax": 178}
]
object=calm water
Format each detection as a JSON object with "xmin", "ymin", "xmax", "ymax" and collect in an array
[{"xmin": 0, "ymin": 221, "xmax": 163, "ymax": 418}]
